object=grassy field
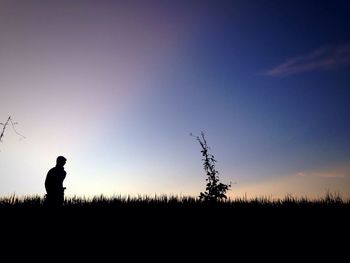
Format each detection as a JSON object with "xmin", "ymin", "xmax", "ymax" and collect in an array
[
  {"xmin": 1, "ymin": 192, "xmax": 349, "ymax": 208},
  {"xmin": 1, "ymin": 193, "xmax": 348, "ymax": 257},
  {"xmin": 1, "ymin": 192, "xmax": 349, "ymax": 226}
]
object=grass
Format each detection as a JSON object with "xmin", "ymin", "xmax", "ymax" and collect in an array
[
  {"xmin": 1, "ymin": 192, "xmax": 348, "ymax": 250},
  {"xmin": 1, "ymin": 191, "xmax": 349, "ymax": 209}
]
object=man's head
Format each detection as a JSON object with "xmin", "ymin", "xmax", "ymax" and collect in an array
[{"xmin": 56, "ymin": 156, "xmax": 67, "ymax": 167}]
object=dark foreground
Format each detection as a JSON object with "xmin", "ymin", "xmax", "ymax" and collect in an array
[
  {"xmin": 1, "ymin": 195, "xmax": 349, "ymax": 233},
  {"xmin": 1, "ymin": 196, "xmax": 349, "ymax": 260}
]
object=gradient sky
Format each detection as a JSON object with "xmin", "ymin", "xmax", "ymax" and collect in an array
[{"xmin": 1, "ymin": 0, "xmax": 350, "ymax": 199}]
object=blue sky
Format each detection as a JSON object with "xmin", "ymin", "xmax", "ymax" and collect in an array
[{"xmin": 0, "ymin": 0, "xmax": 349, "ymax": 198}]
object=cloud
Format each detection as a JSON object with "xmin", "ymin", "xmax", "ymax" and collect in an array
[
  {"xmin": 297, "ymin": 172, "xmax": 306, "ymax": 177},
  {"xmin": 316, "ymin": 172, "xmax": 345, "ymax": 178},
  {"xmin": 296, "ymin": 171, "xmax": 345, "ymax": 179},
  {"xmin": 262, "ymin": 43, "xmax": 350, "ymax": 76}
]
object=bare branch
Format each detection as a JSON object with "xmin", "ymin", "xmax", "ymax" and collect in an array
[
  {"xmin": 0, "ymin": 116, "xmax": 26, "ymax": 143},
  {"xmin": 9, "ymin": 117, "xmax": 26, "ymax": 140}
]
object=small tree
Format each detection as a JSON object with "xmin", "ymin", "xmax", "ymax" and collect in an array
[{"xmin": 192, "ymin": 132, "xmax": 231, "ymax": 201}]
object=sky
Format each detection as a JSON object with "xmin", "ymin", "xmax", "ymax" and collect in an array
[{"xmin": 0, "ymin": 0, "xmax": 350, "ymax": 199}]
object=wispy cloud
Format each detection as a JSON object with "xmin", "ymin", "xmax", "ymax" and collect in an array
[
  {"xmin": 296, "ymin": 171, "xmax": 346, "ymax": 179},
  {"xmin": 317, "ymin": 173, "xmax": 345, "ymax": 178},
  {"xmin": 262, "ymin": 43, "xmax": 350, "ymax": 77}
]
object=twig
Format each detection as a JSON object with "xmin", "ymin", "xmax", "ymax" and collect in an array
[{"xmin": 0, "ymin": 116, "xmax": 26, "ymax": 142}]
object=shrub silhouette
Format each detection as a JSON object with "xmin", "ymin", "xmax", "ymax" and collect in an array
[{"xmin": 192, "ymin": 132, "xmax": 231, "ymax": 201}]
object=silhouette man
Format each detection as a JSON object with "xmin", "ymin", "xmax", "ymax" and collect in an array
[{"xmin": 45, "ymin": 156, "xmax": 67, "ymax": 207}]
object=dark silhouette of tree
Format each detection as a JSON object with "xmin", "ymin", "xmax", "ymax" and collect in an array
[
  {"xmin": 0, "ymin": 116, "xmax": 26, "ymax": 143},
  {"xmin": 192, "ymin": 132, "xmax": 231, "ymax": 201}
]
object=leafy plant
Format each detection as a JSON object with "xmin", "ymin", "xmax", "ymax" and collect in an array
[{"xmin": 192, "ymin": 132, "xmax": 231, "ymax": 201}]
